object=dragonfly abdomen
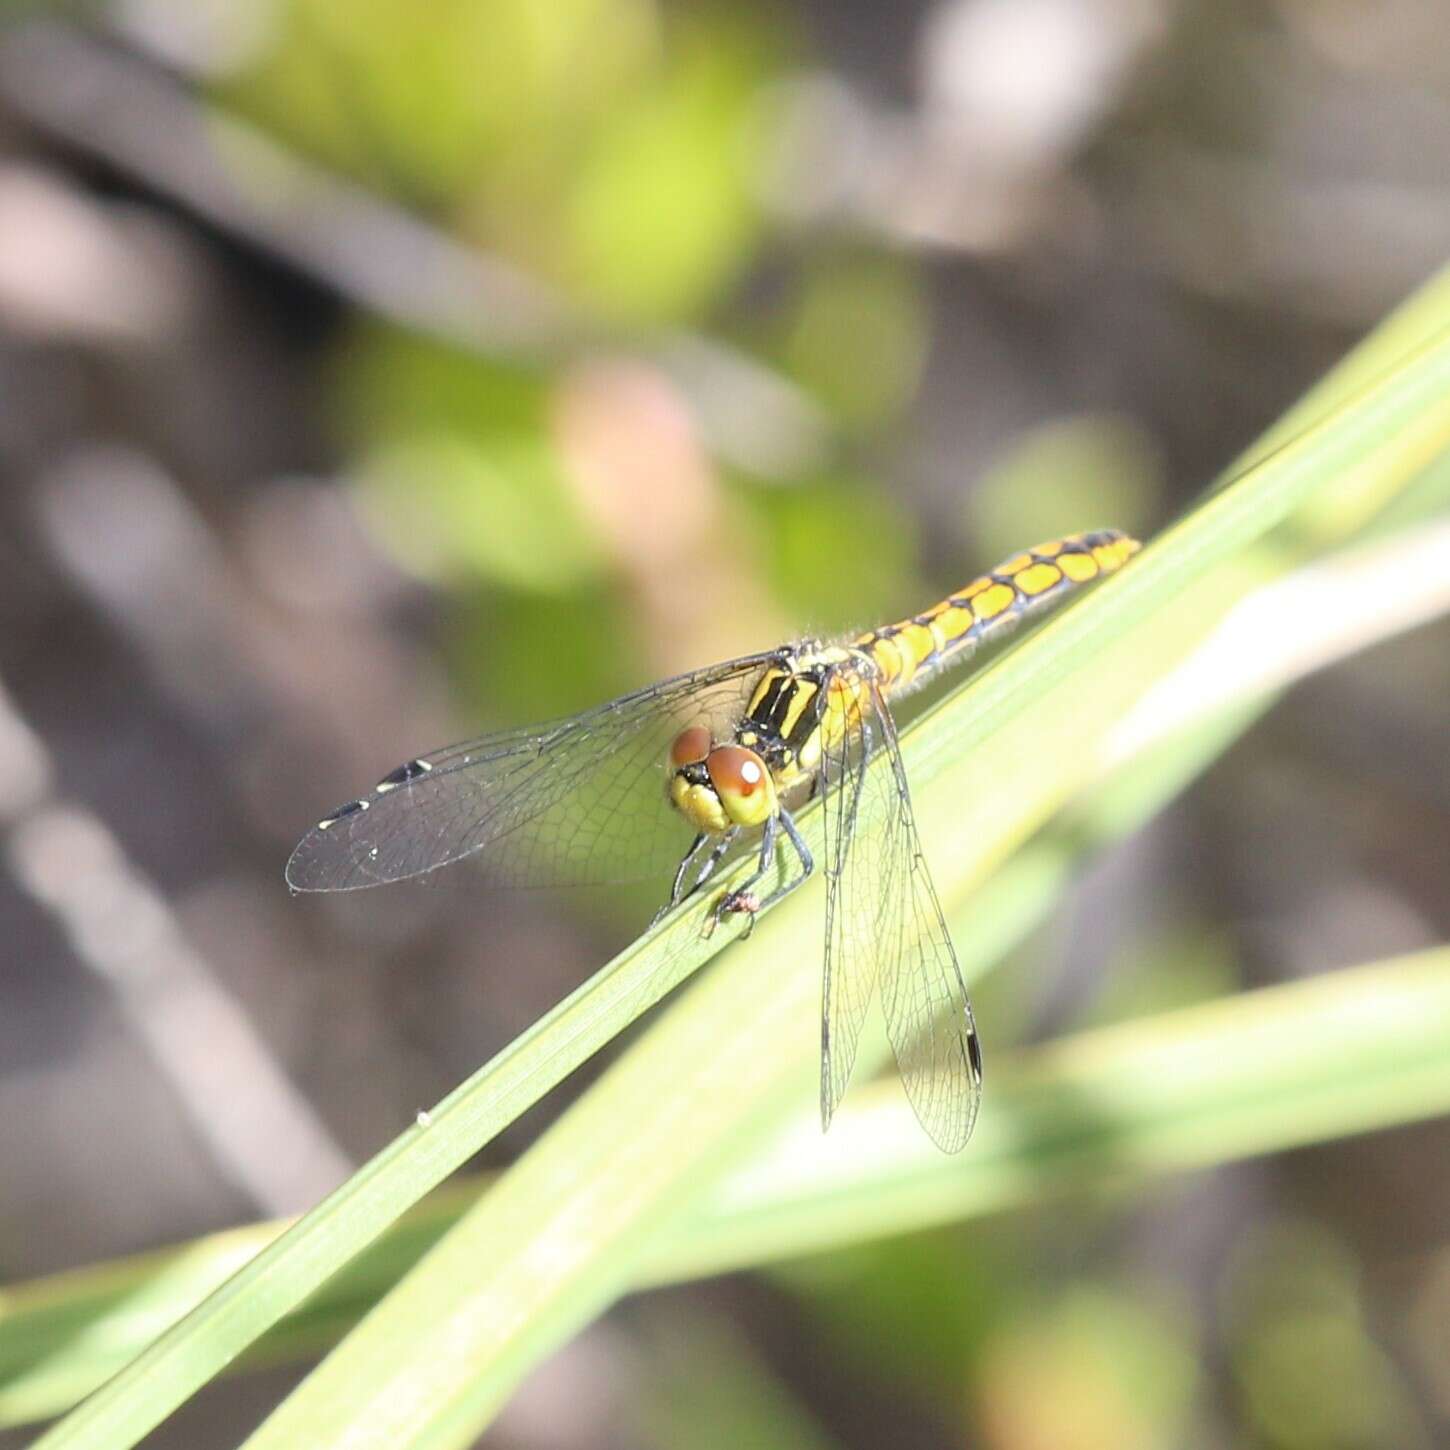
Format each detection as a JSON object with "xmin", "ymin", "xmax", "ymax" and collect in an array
[{"xmin": 858, "ymin": 529, "xmax": 1140, "ymax": 695}]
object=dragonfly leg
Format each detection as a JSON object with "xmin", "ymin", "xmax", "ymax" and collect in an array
[
  {"xmin": 655, "ymin": 833, "xmax": 707, "ymax": 926},
  {"xmin": 743, "ymin": 808, "xmax": 814, "ymax": 916},
  {"xmin": 709, "ymin": 808, "xmax": 814, "ymax": 938},
  {"xmin": 687, "ymin": 826, "xmax": 740, "ymax": 897},
  {"xmin": 668, "ymin": 834, "xmax": 710, "ymax": 904},
  {"xmin": 654, "ymin": 828, "xmax": 740, "ymax": 927},
  {"xmin": 705, "ymin": 814, "xmax": 775, "ymax": 937}
]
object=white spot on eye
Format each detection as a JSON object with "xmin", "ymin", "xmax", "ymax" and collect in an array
[
  {"xmin": 741, "ymin": 760, "xmax": 762, "ymax": 783},
  {"xmin": 416, "ymin": 1109, "xmax": 433, "ymax": 1128}
]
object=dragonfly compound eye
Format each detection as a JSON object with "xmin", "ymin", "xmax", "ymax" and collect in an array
[
  {"xmin": 668, "ymin": 724, "xmax": 712, "ymax": 768},
  {"xmin": 706, "ymin": 745, "xmax": 776, "ymax": 827}
]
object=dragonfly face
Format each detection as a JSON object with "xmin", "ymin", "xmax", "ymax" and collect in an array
[
  {"xmin": 666, "ymin": 728, "xmax": 777, "ymax": 834},
  {"xmin": 663, "ymin": 646, "xmax": 848, "ymax": 836},
  {"xmin": 287, "ymin": 529, "xmax": 1140, "ymax": 1152}
]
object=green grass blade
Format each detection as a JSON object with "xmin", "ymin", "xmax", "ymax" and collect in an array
[
  {"xmin": 0, "ymin": 695, "xmax": 1262, "ymax": 1428},
  {"xmin": 648, "ymin": 945, "xmax": 1450, "ymax": 1281},
  {"xmin": 27, "ymin": 272, "xmax": 1450, "ymax": 1448},
  {"xmin": 8, "ymin": 941, "xmax": 1448, "ymax": 1428},
  {"xmin": 236, "ymin": 330, "xmax": 1450, "ymax": 1448},
  {"xmin": 23, "ymin": 809, "xmax": 756, "ymax": 1449},
  {"xmin": 6, "ymin": 518, "xmax": 1450, "ymax": 1431},
  {"xmin": 0, "ymin": 697, "xmax": 1252, "ymax": 1428}
]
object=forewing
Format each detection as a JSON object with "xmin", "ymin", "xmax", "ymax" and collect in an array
[
  {"xmin": 868, "ymin": 682, "xmax": 983, "ymax": 1152},
  {"xmin": 286, "ymin": 653, "xmax": 776, "ymax": 893}
]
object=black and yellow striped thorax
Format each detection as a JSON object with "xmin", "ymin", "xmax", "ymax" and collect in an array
[{"xmin": 734, "ymin": 653, "xmax": 840, "ymax": 790}]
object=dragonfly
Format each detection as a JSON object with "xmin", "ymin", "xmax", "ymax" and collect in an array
[{"xmin": 288, "ymin": 529, "xmax": 1140, "ymax": 1151}]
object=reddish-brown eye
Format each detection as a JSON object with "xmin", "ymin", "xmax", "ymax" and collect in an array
[
  {"xmin": 669, "ymin": 724, "xmax": 712, "ymax": 768},
  {"xmin": 706, "ymin": 745, "xmax": 766, "ymax": 797}
]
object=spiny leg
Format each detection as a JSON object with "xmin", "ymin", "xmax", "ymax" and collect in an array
[
  {"xmin": 702, "ymin": 814, "xmax": 774, "ymax": 936},
  {"xmin": 655, "ymin": 828, "xmax": 740, "ymax": 927},
  {"xmin": 711, "ymin": 808, "xmax": 814, "ymax": 936},
  {"xmin": 736, "ymin": 809, "xmax": 814, "ymax": 916},
  {"xmin": 667, "ymin": 833, "xmax": 709, "ymax": 905},
  {"xmin": 655, "ymin": 833, "xmax": 707, "ymax": 926},
  {"xmin": 687, "ymin": 826, "xmax": 740, "ymax": 897}
]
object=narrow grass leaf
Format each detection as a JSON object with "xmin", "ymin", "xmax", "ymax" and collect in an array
[{"xmin": 238, "ymin": 324, "xmax": 1450, "ymax": 1448}]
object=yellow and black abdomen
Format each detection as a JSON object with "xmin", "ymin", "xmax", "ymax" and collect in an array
[{"xmin": 859, "ymin": 530, "xmax": 1140, "ymax": 696}]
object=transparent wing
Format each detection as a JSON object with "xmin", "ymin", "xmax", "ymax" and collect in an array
[
  {"xmin": 871, "ymin": 681, "xmax": 982, "ymax": 1151},
  {"xmin": 819, "ymin": 674, "xmax": 982, "ymax": 1151},
  {"xmin": 286, "ymin": 651, "xmax": 779, "ymax": 893},
  {"xmin": 818, "ymin": 674, "xmax": 885, "ymax": 1133}
]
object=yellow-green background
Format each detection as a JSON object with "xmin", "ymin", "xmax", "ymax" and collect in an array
[{"xmin": 1, "ymin": 2, "xmax": 1449, "ymax": 1448}]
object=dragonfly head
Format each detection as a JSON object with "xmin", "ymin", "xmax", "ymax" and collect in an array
[{"xmin": 667, "ymin": 727, "xmax": 777, "ymax": 833}]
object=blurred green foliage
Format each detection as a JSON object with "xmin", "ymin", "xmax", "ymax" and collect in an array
[
  {"xmin": 967, "ymin": 414, "xmax": 1162, "ymax": 559},
  {"xmin": 636, "ymin": 1314, "xmax": 840, "ymax": 1450},
  {"xmin": 745, "ymin": 472, "xmax": 917, "ymax": 631},
  {"xmin": 1224, "ymin": 1221, "xmax": 1428, "ymax": 1450},
  {"xmin": 357, "ymin": 434, "xmax": 603, "ymax": 594},
  {"xmin": 770, "ymin": 255, "xmax": 930, "ymax": 429},
  {"xmin": 779, "ymin": 1216, "xmax": 1199, "ymax": 1449},
  {"xmin": 224, "ymin": 0, "xmax": 955, "ymax": 734},
  {"xmin": 331, "ymin": 315, "xmax": 925, "ymax": 724},
  {"xmin": 223, "ymin": 0, "xmax": 777, "ymax": 321},
  {"xmin": 975, "ymin": 1283, "xmax": 1198, "ymax": 1450}
]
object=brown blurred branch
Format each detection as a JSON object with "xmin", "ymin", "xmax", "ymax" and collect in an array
[
  {"xmin": 0, "ymin": 670, "xmax": 355, "ymax": 1216},
  {"xmin": 767, "ymin": 69, "xmax": 1450, "ymax": 326}
]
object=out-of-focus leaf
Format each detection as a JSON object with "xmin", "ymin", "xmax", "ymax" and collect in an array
[
  {"xmin": 219, "ymin": 0, "xmax": 659, "ymax": 208},
  {"xmin": 333, "ymin": 326, "xmax": 549, "ymax": 443},
  {"xmin": 748, "ymin": 474, "xmax": 917, "ymax": 631},
  {"xmin": 967, "ymin": 414, "xmax": 1164, "ymax": 557},
  {"xmin": 634, "ymin": 1313, "xmax": 843, "ymax": 1450},
  {"xmin": 355, "ymin": 433, "xmax": 602, "ymax": 593},
  {"xmin": 777, "ymin": 256, "xmax": 928, "ymax": 427},
  {"xmin": 973, "ymin": 1287, "xmax": 1199, "ymax": 1450},
  {"xmin": 1223, "ymin": 1221, "xmax": 1428, "ymax": 1450},
  {"xmin": 450, "ymin": 589, "xmax": 635, "ymax": 733},
  {"xmin": 224, "ymin": 1, "xmax": 779, "ymax": 319},
  {"xmin": 560, "ymin": 13, "xmax": 775, "ymax": 320}
]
